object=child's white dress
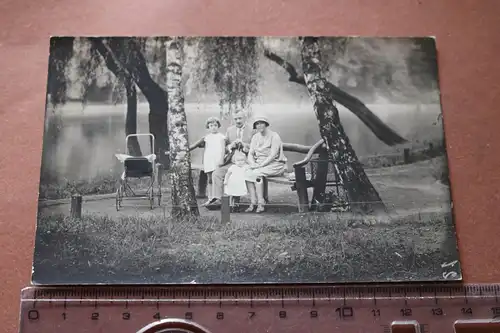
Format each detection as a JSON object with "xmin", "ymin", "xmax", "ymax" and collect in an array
[
  {"xmin": 224, "ymin": 164, "xmax": 248, "ymax": 196},
  {"xmin": 203, "ymin": 132, "xmax": 226, "ymax": 173}
]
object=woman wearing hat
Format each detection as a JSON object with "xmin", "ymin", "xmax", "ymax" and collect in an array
[{"xmin": 245, "ymin": 116, "xmax": 287, "ymax": 213}]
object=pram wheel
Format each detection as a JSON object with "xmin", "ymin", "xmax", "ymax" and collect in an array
[
  {"xmin": 149, "ymin": 187, "xmax": 155, "ymax": 210},
  {"xmin": 157, "ymin": 173, "xmax": 162, "ymax": 207},
  {"xmin": 157, "ymin": 188, "xmax": 162, "ymax": 206}
]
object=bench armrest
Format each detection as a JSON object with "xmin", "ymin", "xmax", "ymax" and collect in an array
[
  {"xmin": 282, "ymin": 143, "xmax": 314, "ymax": 154},
  {"xmin": 292, "ymin": 139, "xmax": 327, "ymax": 168}
]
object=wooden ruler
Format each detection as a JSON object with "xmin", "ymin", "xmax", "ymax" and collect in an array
[{"xmin": 18, "ymin": 283, "xmax": 500, "ymax": 332}]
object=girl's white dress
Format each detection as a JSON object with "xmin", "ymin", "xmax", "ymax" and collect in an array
[
  {"xmin": 203, "ymin": 132, "xmax": 226, "ymax": 173},
  {"xmin": 224, "ymin": 164, "xmax": 248, "ymax": 196}
]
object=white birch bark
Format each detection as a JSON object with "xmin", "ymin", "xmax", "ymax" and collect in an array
[
  {"xmin": 300, "ymin": 37, "xmax": 387, "ymax": 217},
  {"xmin": 166, "ymin": 37, "xmax": 199, "ymax": 217}
]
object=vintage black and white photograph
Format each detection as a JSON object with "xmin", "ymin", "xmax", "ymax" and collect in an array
[{"xmin": 32, "ymin": 36, "xmax": 462, "ymax": 284}]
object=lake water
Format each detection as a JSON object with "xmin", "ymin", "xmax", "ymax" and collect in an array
[{"xmin": 41, "ymin": 102, "xmax": 444, "ymax": 182}]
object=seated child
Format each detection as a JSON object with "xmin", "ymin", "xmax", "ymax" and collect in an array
[{"xmin": 223, "ymin": 151, "xmax": 250, "ymax": 210}]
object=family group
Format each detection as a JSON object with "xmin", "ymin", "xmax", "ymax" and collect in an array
[{"xmin": 197, "ymin": 112, "xmax": 288, "ymax": 213}]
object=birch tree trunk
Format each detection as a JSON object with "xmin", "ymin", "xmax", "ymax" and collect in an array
[
  {"xmin": 165, "ymin": 37, "xmax": 199, "ymax": 218},
  {"xmin": 300, "ymin": 37, "xmax": 387, "ymax": 215}
]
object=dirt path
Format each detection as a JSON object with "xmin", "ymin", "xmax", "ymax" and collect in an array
[
  {"xmin": 38, "ymin": 182, "xmax": 302, "ymax": 221},
  {"xmin": 38, "ymin": 170, "xmax": 451, "ymax": 228}
]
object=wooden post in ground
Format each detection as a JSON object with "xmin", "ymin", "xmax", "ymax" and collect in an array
[
  {"xmin": 221, "ymin": 195, "xmax": 230, "ymax": 223},
  {"xmin": 294, "ymin": 166, "xmax": 309, "ymax": 213},
  {"xmin": 70, "ymin": 194, "xmax": 82, "ymax": 219},
  {"xmin": 311, "ymin": 151, "xmax": 329, "ymax": 211},
  {"xmin": 428, "ymin": 142, "xmax": 435, "ymax": 158},
  {"xmin": 403, "ymin": 148, "xmax": 411, "ymax": 164},
  {"xmin": 197, "ymin": 171, "xmax": 208, "ymax": 198}
]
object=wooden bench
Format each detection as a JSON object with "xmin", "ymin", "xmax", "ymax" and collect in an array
[
  {"xmin": 189, "ymin": 139, "xmax": 350, "ymax": 213},
  {"xmin": 263, "ymin": 140, "xmax": 350, "ymax": 212}
]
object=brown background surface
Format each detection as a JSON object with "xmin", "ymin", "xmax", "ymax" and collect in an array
[{"xmin": 1, "ymin": 0, "xmax": 499, "ymax": 331}]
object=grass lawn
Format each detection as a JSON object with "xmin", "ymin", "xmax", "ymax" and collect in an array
[
  {"xmin": 33, "ymin": 156, "xmax": 459, "ymax": 284},
  {"xmin": 39, "ymin": 176, "xmax": 118, "ymax": 200},
  {"xmin": 32, "ymin": 209, "xmax": 459, "ymax": 284}
]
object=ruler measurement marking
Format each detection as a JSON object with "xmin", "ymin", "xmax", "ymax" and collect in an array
[
  {"xmin": 22, "ymin": 289, "xmax": 500, "ymax": 307},
  {"xmin": 496, "ymin": 289, "xmax": 498, "ymax": 303},
  {"xmin": 434, "ymin": 289, "xmax": 438, "ymax": 305},
  {"xmin": 33, "ymin": 290, "xmax": 37, "ymax": 309},
  {"xmin": 24, "ymin": 295, "xmax": 499, "ymax": 304}
]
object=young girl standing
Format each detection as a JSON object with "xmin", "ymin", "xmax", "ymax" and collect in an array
[{"xmin": 201, "ymin": 117, "xmax": 227, "ymax": 206}]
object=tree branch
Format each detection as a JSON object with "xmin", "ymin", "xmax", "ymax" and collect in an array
[
  {"xmin": 91, "ymin": 37, "xmax": 167, "ymax": 103},
  {"xmin": 116, "ymin": 38, "xmax": 167, "ymax": 101},
  {"xmin": 263, "ymin": 49, "xmax": 305, "ymax": 85},
  {"xmin": 264, "ymin": 49, "xmax": 408, "ymax": 146},
  {"xmin": 89, "ymin": 38, "xmax": 131, "ymax": 82}
]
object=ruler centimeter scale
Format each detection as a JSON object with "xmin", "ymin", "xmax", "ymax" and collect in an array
[{"xmin": 19, "ymin": 284, "xmax": 500, "ymax": 333}]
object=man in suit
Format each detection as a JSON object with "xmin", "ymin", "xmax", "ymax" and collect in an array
[{"xmin": 205, "ymin": 111, "xmax": 254, "ymax": 210}]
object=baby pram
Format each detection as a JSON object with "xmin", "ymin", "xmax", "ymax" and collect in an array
[{"xmin": 114, "ymin": 133, "xmax": 162, "ymax": 211}]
